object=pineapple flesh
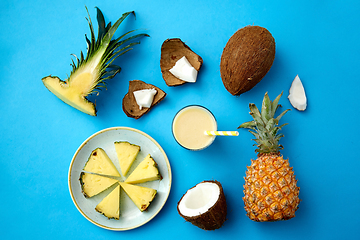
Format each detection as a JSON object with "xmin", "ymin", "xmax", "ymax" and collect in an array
[
  {"xmin": 125, "ymin": 154, "xmax": 161, "ymax": 184},
  {"xmin": 120, "ymin": 182, "xmax": 157, "ymax": 212},
  {"xmin": 83, "ymin": 148, "xmax": 120, "ymax": 177},
  {"xmin": 239, "ymin": 92, "xmax": 300, "ymax": 222},
  {"xmin": 114, "ymin": 141, "xmax": 140, "ymax": 176},
  {"xmin": 79, "ymin": 143, "xmax": 161, "ymax": 219},
  {"xmin": 42, "ymin": 7, "xmax": 148, "ymax": 116},
  {"xmin": 95, "ymin": 184, "xmax": 121, "ymax": 220},
  {"xmin": 79, "ymin": 172, "xmax": 118, "ymax": 198}
]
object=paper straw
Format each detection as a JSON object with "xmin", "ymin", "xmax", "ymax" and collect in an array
[{"xmin": 204, "ymin": 131, "xmax": 239, "ymax": 136}]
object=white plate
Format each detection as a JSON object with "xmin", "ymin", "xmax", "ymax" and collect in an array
[{"xmin": 68, "ymin": 127, "xmax": 172, "ymax": 231}]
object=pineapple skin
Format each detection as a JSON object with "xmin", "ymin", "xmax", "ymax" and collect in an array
[{"xmin": 243, "ymin": 153, "xmax": 300, "ymax": 222}]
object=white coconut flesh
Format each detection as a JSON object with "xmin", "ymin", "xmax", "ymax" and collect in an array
[
  {"xmin": 133, "ymin": 88, "xmax": 157, "ymax": 110},
  {"xmin": 169, "ymin": 56, "xmax": 198, "ymax": 83},
  {"xmin": 178, "ymin": 182, "xmax": 220, "ymax": 217},
  {"xmin": 288, "ymin": 75, "xmax": 307, "ymax": 111}
]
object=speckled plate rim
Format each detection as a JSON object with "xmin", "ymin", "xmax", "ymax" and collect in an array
[{"xmin": 68, "ymin": 126, "xmax": 172, "ymax": 231}]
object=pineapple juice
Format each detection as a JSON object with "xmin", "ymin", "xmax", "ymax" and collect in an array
[{"xmin": 172, "ymin": 105, "xmax": 217, "ymax": 150}]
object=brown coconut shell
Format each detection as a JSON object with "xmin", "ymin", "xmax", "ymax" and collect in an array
[
  {"xmin": 220, "ymin": 26, "xmax": 275, "ymax": 95},
  {"xmin": 122, "ymin": 80, "xmax": 166, "ymax": 119},
  {"xmin": 160, "ymin": 38, "xmax": 203, "ymax": 86},
  {"xmin": 177, "ymin": 180, "xmax": 227, "ymax": 230}
]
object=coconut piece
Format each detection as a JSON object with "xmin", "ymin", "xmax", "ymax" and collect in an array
[
  {"xmin": 288, "ymin": 75, "xmax": 307, "ymax": 111},
  {"xmin": 122, "ymin": 80, "xmax": 166, "ymax": 119},
  {"xmin": 160, "ymin": 38, "xmax": 203, "ymax": 86},
  {"xmin": 169, "ymin": 56, "xmax": 198, "ymax": 83},
  {"xmin": 220, "ymin": 26, "xmax": 275, "ymax": 95},
  {"xmin": 133, "ymin": 88, "xmax": 157, "ymax": 110},
  {"xmin": 177, "ymin": 180, "xmax": 227, "ymax": 230}
]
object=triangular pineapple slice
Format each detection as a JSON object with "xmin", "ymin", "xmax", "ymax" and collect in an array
[
  {"xmin": 79, "ymin": 172, "xmax": 118, "ymax": 198},
  {"xmin": 83, "ymin": 148, "xmax": 120, "ymax": 177},
  {"xmin": 120, "ymin": 182, "xmax": 157, "ymax": 212},
  {"xmin": 95, "ymin": 184, "xmax": 120, "ymax": 220},
  {"xmin": 125, "ymin": 154, "xmax": 161, "ymax": 184},
  {"xmin": 114, "ymin": 141, "xmax": 140, "ymax": 176}
]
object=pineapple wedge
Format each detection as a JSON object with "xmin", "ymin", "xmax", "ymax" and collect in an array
[
  {"xmin": 79, "ymin": 172, "xmax": 118, "ymax": 198},
  {"xmin": 95, "ymin": 184, "xmax": 121, "ymax": 220},
  {"xmin": 125, "ymin": 154, "xmax": 161, "ymax": 184},
  {"xmin": 42, "ymin": 7, "xmax": 148, "ymax": 116},
  {"xmin": 120, "ymin": 182, "xmax": 157, "ymax": 212},
  {"xmin": 83, "ymin": 148, "xmax": 120, "ymax": 177},
  {"xmin": 114, "ymin": 141, "xmax": 140, "ymax": 176}
]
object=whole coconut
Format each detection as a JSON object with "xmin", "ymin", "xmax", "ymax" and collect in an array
[{"xmin": 220, "ymin": 26, "xmax": 275, "ymax": 96}]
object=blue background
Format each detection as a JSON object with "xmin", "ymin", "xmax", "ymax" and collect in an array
[{"xmin": 1, "ymin": 0, "xmax": 359, "ymax": 239}]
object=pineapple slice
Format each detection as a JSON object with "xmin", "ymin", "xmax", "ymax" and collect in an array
[
  {"xmin": 83, "ymin": 148, "xmax": 120, "ymax": 177},
  {"xmin": 79, "ymin": 172, "xmax": 118, "ymax": 198},
  {"xmin": 95, "ymin": 184, "xmax": 121, "ymax": 220},
  {"xmin": 120, "ymin": 182, "xmax": 157, "ymax": 212},
  {"xmin": 42, "ymin": 7, "xmax": 148, "ymax": 116},
  {"xmin": 114, "ymin": 141, "xmax": 140, "ymax": 176},
  {"xmin": 125, "ymin": 154, "xmax": 161, "ymax": 184}
]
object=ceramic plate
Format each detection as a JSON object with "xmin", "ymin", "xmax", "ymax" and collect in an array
[{"xmin": 68, "ymin": 127, "xmax": 172, "ymax": 231}]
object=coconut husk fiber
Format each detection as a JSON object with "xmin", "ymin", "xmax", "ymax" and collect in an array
[
  {"xmin": 160, "ymin": 38, "xmax": 203, "ymax": 86},
  {"xmin": 177, "ymin": 180, "xmax": 227, "ymax": 230},
  {"xmin": 122, "ymin": 80, "xmax": 166, "ymax": 119},
  {"xmin": 220, "ymin": 25, "xmax": 275, "ymax": 95}
]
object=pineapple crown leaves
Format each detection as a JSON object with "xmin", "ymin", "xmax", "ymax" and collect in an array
[
  {"xmin": 69, "ymin": 6, "xmax": 149, "ymax": 93},
  {"xmin": 238, "ymin": 92, "xmax": 290, "ymax": 154}
]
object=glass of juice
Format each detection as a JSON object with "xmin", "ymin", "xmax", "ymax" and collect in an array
[{"xmin": 172, "ymin": 105, "xmax": 217, "ymax": 150}]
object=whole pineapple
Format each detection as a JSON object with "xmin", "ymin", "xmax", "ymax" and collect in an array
[{"xmin": 238, "ymin": 92, "xmax": 300, "ymax": 221}]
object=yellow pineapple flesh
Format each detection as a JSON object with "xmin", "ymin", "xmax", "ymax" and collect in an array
[
  {"xmin": 239, "ymin": 92, "xmax": 300, "ymax": 221},
  {"xmin": 95, "ymin": 184, "xmax": 121, "ymax": 220},
  {"xmin": 83, "ymin": 148, "xmax": 120, "ymax": 177},
  {"xmin": 114, "ymin": 141, "xmax": 140, "ymax": 176},
  {"xmin": 120, "ymin": 182, "xmax": 157, "ymax": 212},
  {"xmin": 125, "ymin": 154, "xmax": 161, "ymax": 184},
  {"xmin": 79, "ymin": 172, "xmax": 118, "ymax": 198}
]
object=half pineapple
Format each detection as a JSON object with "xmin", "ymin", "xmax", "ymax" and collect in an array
[
  {"xmin": 125, "ymin": 154, "xmax": 161, "ymax": 184},
  {"xmin": 42, "ymin": 7, "xmax": 148, "ymax": 116},
  {"xmin": 95, "ymin": 184, "xmax": 121, "ymax": 220},
  {"xmin": 239, "ymin": 92, "xmax": 300, "ymax": 222}
]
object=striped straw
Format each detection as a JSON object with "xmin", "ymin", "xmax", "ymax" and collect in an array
[{"xmin": 204, "ymin": 131, "xmax": 239, "ymax": 136}]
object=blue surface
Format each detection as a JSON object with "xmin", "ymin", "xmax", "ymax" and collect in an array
[{"xmin": 1, "ymin": 0, "xmax": 360, "ymax": 239}]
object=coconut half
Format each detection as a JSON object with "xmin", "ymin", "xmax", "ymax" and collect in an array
[
  {"xmin": 160, "ymin": 38, "xmax": 203, "ymax": 86},
  {"xmin": 177, "ymin": 180, "xmax": 227, "ymax": 230},
  {"xmin": 288, "ymin": 75, "xmax": 307, "ymax": 111}
]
